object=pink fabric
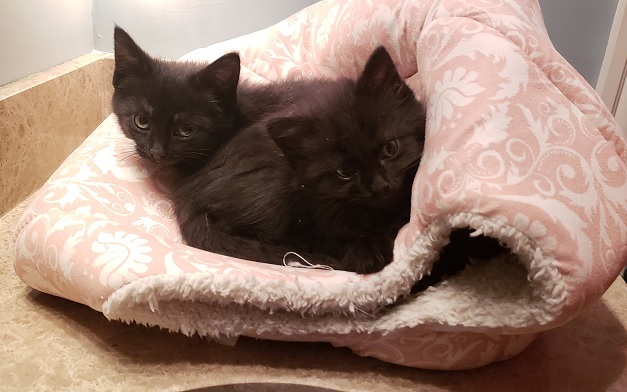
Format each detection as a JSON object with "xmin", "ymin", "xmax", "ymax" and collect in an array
[{"xmin": 13, "ymin": 0, "xmax": 627, "ymax": 369}]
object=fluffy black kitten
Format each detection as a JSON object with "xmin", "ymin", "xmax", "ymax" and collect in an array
[
  {"xmin": 174, "ymin": 47, "xmax": 426, "ymax": 274},
  {"xmin": 111, "ymin": 26, "xmax": 288, "ymax": 177}
]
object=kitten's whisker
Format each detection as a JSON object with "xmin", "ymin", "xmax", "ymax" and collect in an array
[
  {"xmin": 118, "ymin": 153, "xmax": 139, "ymax": 164},
  {"xmin": 115, "ymin": 146, "xmax": 141, "ymax": 163},
  {"xmin": 115, "ymin": 150, "xmax": 134, "ymax": 158}
]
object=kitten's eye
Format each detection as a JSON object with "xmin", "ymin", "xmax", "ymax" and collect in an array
[
  {"xmin": 177, "ymin": 124, "xmax": 195, "ymax": 138},
  {"xmin": 335, "ymin": 167, "xmax": 357, "ymax": 180},
  {"xmin": 133, "ymin": 114, "xmax": 150, "ymax": 130},
  {"xmin": 381, "ymin": 139, "xmax": 399, "ymax": 159}
]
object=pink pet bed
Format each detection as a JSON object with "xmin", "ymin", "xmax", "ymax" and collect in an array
[{"xmin": 13, "ymin": 0, "xmax": 627, "ymax": 370}]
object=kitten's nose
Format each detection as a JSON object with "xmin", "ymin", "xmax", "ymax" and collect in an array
[
  {"xmin": 149, "ymin": 144, "xmax": 166, "ymax": 160},
  {"xmin": 370, "ymin": 175, "xmax": 390, "ymax": 194}
]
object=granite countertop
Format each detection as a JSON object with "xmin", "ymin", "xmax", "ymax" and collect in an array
[{"xmin": 1, "ymin": 198, "xmax": 626, "ymax": 392}]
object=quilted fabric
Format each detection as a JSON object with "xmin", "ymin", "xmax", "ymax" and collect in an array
[{"xmin": 13, "ymin": 0, "xmax": 627, "ymax": 369}]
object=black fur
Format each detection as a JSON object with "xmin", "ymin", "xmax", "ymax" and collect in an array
[
  {"xmin": 111, "ymin": 26, "xmax": 295, "ymax": 177},
  {"xmin": 174, "ymin": 47, "xmax": 427, "ymax": 274}
]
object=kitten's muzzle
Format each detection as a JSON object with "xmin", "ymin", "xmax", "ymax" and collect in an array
[
  {"xmin": 365, "ymin": 184, "xmax": 403, "ymax": 207},
  {"xmin": 368, "ymin": 174, "xmax": 391, "ymax": 195},
  {"xmin": 135, "ymin": 145, "xmax": 169, "ymax": 164},
  {"xmin": 148, "ymin": 145, "xmax": 167, "ymax": 161}
]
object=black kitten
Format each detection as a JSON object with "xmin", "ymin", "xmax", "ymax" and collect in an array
[
  {"xmin": 111, "ymin": 26, "xmax": 291, "ymax": 177},
  {"xmin": 174, "ymin": 47, "xmax": 426, "ymax": 274}
]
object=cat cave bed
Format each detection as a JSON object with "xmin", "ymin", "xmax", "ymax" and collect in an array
[{"xmin": 13, "ymin": 0, "xmax": 627, "ymax": 370}]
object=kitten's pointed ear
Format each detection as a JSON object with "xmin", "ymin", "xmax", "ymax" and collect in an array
[
  {"xmin": 357, "ymin": 46, "xmax": 403, "ymax": 94},
  {"xmin": 195, "ymin": 52, "xmax": 241, "ymax": 106},
  {"xmin": 113, "ymin": 26, "xmax": 152, "ymax": 87},
  {"xmin": 267, "ymin": 117, "xmax": 312, "ymax": 168}
]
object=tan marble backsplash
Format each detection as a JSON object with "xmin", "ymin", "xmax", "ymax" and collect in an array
[{"xmin": 0, "ymin": 52, "xmax": 114, "ymax": 216}]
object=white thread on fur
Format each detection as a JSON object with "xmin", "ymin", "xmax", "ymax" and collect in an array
[
  {"xmin": 282, "ymin": 251, "xmax": 335, "ymax": 271},
  {"xmin": 353, "ymin": 304, "xmax": 376, "ymax": 318}
]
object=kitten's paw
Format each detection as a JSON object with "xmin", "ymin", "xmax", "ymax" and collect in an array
[{"xmin": 342, "ymin": 240, "xmax": 393, "ymax": 274}]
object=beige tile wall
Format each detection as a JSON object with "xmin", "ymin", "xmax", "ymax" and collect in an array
[{"xmin": 0, "ymin": 53, "xmax": 114, "ymax": 216}]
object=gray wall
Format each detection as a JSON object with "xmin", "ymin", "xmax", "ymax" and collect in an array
[
  {"xmin": 0, "ymin": 0, "xmax": 619, "ymax": 88},
  {"xmin": 539, "ymin": 0, "xmax": 619, "ymax": 86},
  {"xmin": 92, "ymin": 0, "xmax": 319, "ymax": 59},
  {"xmin": 0, "ymin": 0, "xmax": 317, "ymax": 87},
  {"xmin": 0, "ymin": 0, "xmax": 93, "ymax": 86}
]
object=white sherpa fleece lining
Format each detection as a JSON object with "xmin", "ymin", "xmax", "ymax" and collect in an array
[{"xmin": 102, "ymin": 213, "xmax": 567, "ymax": 337}]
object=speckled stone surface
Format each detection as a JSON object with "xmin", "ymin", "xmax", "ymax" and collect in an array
[
  {"xmin": 1, "ymin": 196, "xmax": 626, "ymax": 392},
  {"xmin": 0, "ymin": 53, "xmax": 114, "ymax": 216}
]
